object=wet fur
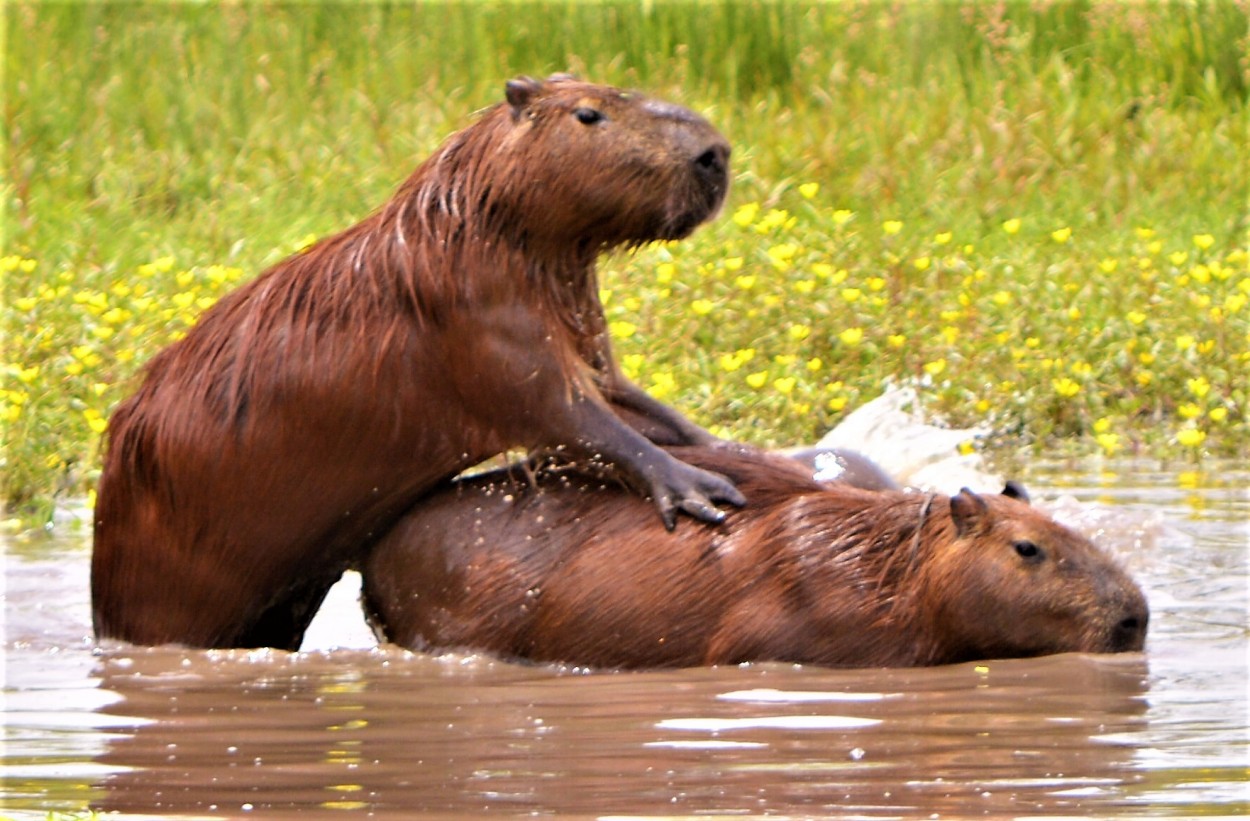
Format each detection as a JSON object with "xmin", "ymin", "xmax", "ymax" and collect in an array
[
  {"xmin": 364, "ymin": 446, "xmax": 1149, "ymax": 668},
  {"xmin": 92, "ymin": 77, "xmax": 739, "ymax": 649}
]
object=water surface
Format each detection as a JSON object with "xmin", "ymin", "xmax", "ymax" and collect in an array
[{"xmin": 2, "ymin": 458, "xmax": 1247, "ymax": 819}]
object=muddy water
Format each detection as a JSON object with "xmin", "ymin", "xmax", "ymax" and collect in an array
[{"xmin": 2, "ymin": 458, "xmax": 1247, "ymax": 819}]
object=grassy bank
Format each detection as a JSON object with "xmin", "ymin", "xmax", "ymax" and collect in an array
[{"xmin": 3, "ymin": 2, "xmax": 1247, "ymax": 523}]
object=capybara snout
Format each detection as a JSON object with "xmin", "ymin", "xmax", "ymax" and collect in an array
[{"xmin": 363, "ymin": 446, "xmax": 1148, "ymax": 669}]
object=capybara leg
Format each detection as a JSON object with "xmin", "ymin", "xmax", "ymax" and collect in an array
[
  {"xmin": 449, "ymin": 306, "xmax": 744, "ymax": 528},
  {"xmin": 235, "ymin": 575, "xmax": 339, "ymax": 651},
  {"xmin": 606, "ymin": 380, "xmax": 719, "ymax": 447}
]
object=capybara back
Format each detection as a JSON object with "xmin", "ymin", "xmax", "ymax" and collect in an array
[{"xmin": 363, "ymin": 446, "xmax": 1148, "ymax": 668}]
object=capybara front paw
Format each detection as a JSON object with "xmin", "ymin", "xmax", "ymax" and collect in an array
[{"xmin": 653, "ymin": 465, "xmax": 745, "ymax": 530}]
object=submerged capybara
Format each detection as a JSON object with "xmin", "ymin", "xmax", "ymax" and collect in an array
[
  {"xmin": 92, "ymin": 75, "xmax": 745, "ymax": 649},
  {"xmin": 363, "ymin": 446, "xmax": 1148, "ymax": 668}
]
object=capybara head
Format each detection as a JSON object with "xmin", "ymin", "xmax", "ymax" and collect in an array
[
  {"xmin": 431, "ymin": 74, "xmax": 731, "ymax": 249},
  {"xmin": 362, "ymin": 446, "xmax": 1148, "ymax": 669},
  {"xmin": 912, "ymin": 484, "xmax": 1149, "ymax": 660}
]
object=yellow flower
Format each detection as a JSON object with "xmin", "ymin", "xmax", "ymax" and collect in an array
[
  {"xmin": 1186, "ymin": 376, "xmax": 1210, "ymax": 399},
  {"xmin": 609, "ymin": 320, "xmax": 637, "ymax": 339},
  {"xmin": 832, "ymin": 209, "xmax": 854, "ymax": 227},
  {"xmin": 887, "ymin": 334, "xmax": 906, "ymax": 348},
  {"xmin": 991, "ymin": 290, "xmax": 1012, "ymax": 306},
  {"xmin": 1002, "ymin": 218, "xmax": 1022, "ymax": 235},
  {"xmin": 621, "ymin": 353, "xmax": 644, "ymax": 379},
  {"xmin": 1096, "ymin": 432, "xmax": 1121, "ymax": 455},
  {"xmin": 882, "ymin": 220, "xmax": 903, "ymax": 235},
  {"xmin": 1178, "ymin": 402, "xmax": 1202, "ymax": 420},
  {"xmin": 1176, "ymin": 427, "xmax": 1206, "ymax": 448},
  {"xmin": 691, "ymin": 298, "xmax": 714, "ymax": 316},
  {"xmin": 655, "ymin": 262, "xmax": 676, "ymax": 284},
  {"xmin": 827, "ymin": 395, "xmax": 848, "ymax": 412},
  {"xmin": 745, "ymin": 370, "xmax": 769, "ymax": 389},
  {"xmin": 788, "ymin": 324, "xmax": 811, "ymax": 341},
  {"xmin": 1135, "ymin": 370, "xmax": 1154, "ymax": 387},
  {"xmin": 1209, "ymin": 407, "xmax": 1228, "ymax": 423},
  {"xmin": 13, "ymin": 296, "xmax": 37, "ymax": 311},
  {"xmin": 841, "ymin": 287, "xmax": 862, "ymax": 303},
  {"xmin": 793, "ymin": 279, "xmax": 815, "ymax": 294},
  {"xmin": 648, "ymin": 372, "xmax": 676, "ymax": 400},
  {"xmin": 806, "ymin": 357, "xmax": 823, "ymax": 372},
  {"xmin": 1126, "ymin": 310, "xmax": 1147, "ymax": 325},
  {"xmin": 83, "ymin": 408, "xmax": 108, "ymax": 434},
  {"xmin": 1135, "ymin": 227, "xmax": 1155, "ymax": 240},
  {"xmin": 735, "ymin": 274, "xmax": 757, "ymax": 290},
  {"xmin": 1098, "ymin": 258, "xmax": 1119, "ymax": 273},
  {"xmin": 295, "ymin": 233, "xmax": 318, "ymax": 253},
  {"xmin": 1193, "ymin": 233, "xmax": 1215, "ymax": 251},
  {"xmin": 1169, "ymin": 251, "xmax": 1189, "ymax": 267},
  {"xmin": 724, "ymin": 256, "xmax": 744, "ymax": 272},
  {"xmin": 923, "ymin": 359, "xmax": 947, "ymax": 377},
  {"xmin": 798, "ymin": 182, "xmax": 820, "ymax": 199},
  {"xmin": 1051, "ymin": 227, "xmax": 1072, "ymax": 244},
  {"xmin": 866, "ymin": 276, "xmax": 886, "ymax": 292},
  {"xmin": 732, "ymin": 202, "xmax": 760, "ymax": 227},
  {"xmin": 1093, "ymin": 417, "xmax": 1112, "ymax": 434},
  {"xmin": 838, "ymin": 327, "xmax": 864, "ymax": 346},
  {"xmin": 934, "ymin": 231, "xmax": 953, "ymax": 245},
  {"xmin": 940, "ymin": 326, "xmax": 959, "ymax": 345},
  {"xmin": 773, "ymin": 376, "xmax": 797, "ymax": 395},
  {"xmin": 913, "ymin": 256, "xmax": 931, "ymax": 271},
  {"xmin": 1052, "ymin": 377, "xmax": 1081, "ymax": 398},
  {"xmin": 1175, "ymin": 334, "xmax": 1195, "ymax": 350}
]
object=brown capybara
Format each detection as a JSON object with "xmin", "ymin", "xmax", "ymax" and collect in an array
[
  {"xmin": 92, "ymin": 76, "xmax": 745, "ymax": 649},
  {"xmin": 362, "ymin": 446, "xmax": 1148, "ymax": 668}
]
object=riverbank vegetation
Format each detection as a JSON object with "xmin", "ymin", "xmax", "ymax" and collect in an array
[{"xmin": 3, "ymin": 2, "xmax": 1246, "ymax": 523}]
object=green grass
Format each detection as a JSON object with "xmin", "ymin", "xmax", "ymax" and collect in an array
[{"xmin": 3, "ymin": 1, "xmax": 1247, "ymax": 523}]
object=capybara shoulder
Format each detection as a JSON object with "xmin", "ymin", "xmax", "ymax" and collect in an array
[
  {"xmin": 92, "ymin": 77, "xmax": 741, "ymax": 649},
  {"xmin": 363, "ymin": 446, "xmax": 1148, "ymax": 668}
]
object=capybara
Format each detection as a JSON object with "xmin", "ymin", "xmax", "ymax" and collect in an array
[
  {"xmin": 363, "ymin": 446, "xmax": 1148, "ymax": 668},
  {"xmin": 92, "ymin": 75, "xmax": 745, "ymax": 649}
]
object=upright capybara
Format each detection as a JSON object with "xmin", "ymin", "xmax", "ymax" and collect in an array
[
  {"xmin": 363, "ymin": 446, "xmax": 1148, "ymax": 668},
  {"xmin": 92, "ymin": 76, "xmax": 745, "ymax": 649}
]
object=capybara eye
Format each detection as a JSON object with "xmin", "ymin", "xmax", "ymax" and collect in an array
[
  {"xmin": 574, "ymin": 107, "xmax": 605, "ymax": 126},
  {"xmin": 1014, "ymin": 540, "xmax": 1044, "ymax": 561}
]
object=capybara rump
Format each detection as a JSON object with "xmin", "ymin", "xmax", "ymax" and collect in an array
[
  {"xmin": 92, "ymin": 76, "xmax": 742, "ymax": 649},
  {"xmin": 363, "ymin": 446, "xmax": 1148, "ymax": 669}
]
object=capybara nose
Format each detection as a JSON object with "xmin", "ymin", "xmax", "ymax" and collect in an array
[
  {"xmin": 694, "ymin": 143, "xmax": 729, "ymax": 181},
  {"xmin": 1110, "ymin": 600, "xmax": 1149, "ymax": 652}
]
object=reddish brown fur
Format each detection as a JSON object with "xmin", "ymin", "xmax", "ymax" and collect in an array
[
  {"xmin": 92, "ymin": 76, "xmax": 743, "ymax": 649},
  {"xmin": 363, "ymin": 446, "xmax": 1149, "ymax": 668}
]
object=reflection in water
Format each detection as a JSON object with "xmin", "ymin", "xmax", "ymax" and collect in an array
[
  {"xmin": 2, "ymin": 458, "xmax": 1247, "ymax": 819},
  {"xmin": 89, "ymin": 647, "xmax": 1151, "ymax": 818}
]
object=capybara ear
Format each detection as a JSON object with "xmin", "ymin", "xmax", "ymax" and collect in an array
[
  {"xmin": 505, "ymin": 76, "xmax": 544, "ymax": 117},
  {"xmin": 1001, "ymin": 481, "xmax": 1030, "ymax": 504},
  {"xmin": 949, "ymin": 487, "xmax": 990, "ymax": 537}
]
